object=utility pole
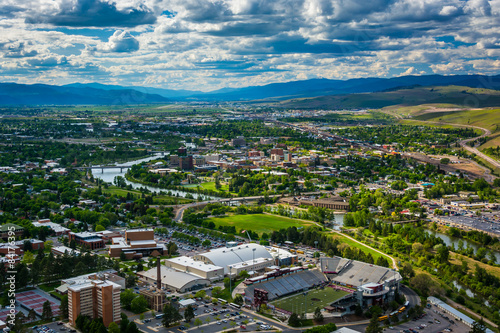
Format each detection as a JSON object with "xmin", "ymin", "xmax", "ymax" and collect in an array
[{"xmin": 229, "ymin": 265, "xmax": 232, "ymax": 299}]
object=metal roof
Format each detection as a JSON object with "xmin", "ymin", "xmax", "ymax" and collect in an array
[{"xmin": 195, "ymin": 243, "xmax": 273, "ymax": 274}]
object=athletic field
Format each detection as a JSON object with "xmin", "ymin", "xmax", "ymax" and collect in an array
[{"xmin": 269, "ymin": 287, "xmax": 350, "ymax": 314}]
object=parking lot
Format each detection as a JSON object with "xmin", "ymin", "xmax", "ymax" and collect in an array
[
  {"xmin": 30, "ymin": 322, "xmax": 76, "ymax": 333},
  {"xmin": 135, "ymin": 302, "xmax": 280, "ymax": 333},
  {"xmin": 388, "ymin": 303, "xmax": 472, "ymax": 333}
]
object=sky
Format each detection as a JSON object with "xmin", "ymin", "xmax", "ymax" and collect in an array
[{"xmin": 0, "ymin": 0, "xmax": 500, "ymax": 91}]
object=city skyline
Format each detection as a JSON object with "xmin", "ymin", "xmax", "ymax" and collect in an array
[{"xmin": 0, "ymin": 0, "xmax": 499, "ymax": 91}]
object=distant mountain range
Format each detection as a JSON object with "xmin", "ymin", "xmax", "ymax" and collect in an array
[{"xmin": 1, "ymin": 74, "xmax": 500, "ymax": 105}]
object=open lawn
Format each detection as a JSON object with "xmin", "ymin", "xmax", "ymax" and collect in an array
[
  {"xmin": 38, "ymin": 282, "xmax": 59, "ymax": 293},
  {"xmin": 207, "ymin": 214, "xmax": 315, "ymax": 235},
  {"xmin": 201, "ymin": 181, "xmax": 230, "ymax": 192},
  {"xmin": 270, "ymin": 287, "xmax": 350, "ymax": 314},
  {"xmin": 328, "ymin": 232, "xmax": 389, "ymax": 262},
  {"xmin": 185, "ymin": 181, "xmax": 230, "ymax": 192}
]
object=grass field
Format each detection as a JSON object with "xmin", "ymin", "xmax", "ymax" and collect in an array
[
  {"xmin": 207, "ymin": 214, "xmax": 315, "ymax": 235},
  {"xmin": 192, "ymin": 181, "xmax": 230, "ymax": 192},
  {"xmin": 270, "ymin": 287, "xmax": 350, "ymax": 313},
  {"xmin": 413, "ymin": 108, "xmax": 500, "ymax": 133},
  {"xmin": 328, "ymin": 232, "xmax": 390, "ymax": 262}
]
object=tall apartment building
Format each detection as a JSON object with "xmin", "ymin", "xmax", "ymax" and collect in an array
[
  {"xmin": 68, "ymin": 279, "xmax": 121, "ymax": 327},
  {"xmin": 169, "ymin": 155, "xmax": 180, "ymax": 168},
  {"xmin": 179, "ymin": 155, "xmax": 193, "ymax": 170}
]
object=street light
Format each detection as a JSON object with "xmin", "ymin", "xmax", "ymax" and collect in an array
[
  {"xmin": 229, "ymin": 265, "xmax": 232, "ymax": 297},
  {"xmin": 252, "ymin": 248, "xmax": 256, "ymax": 276}
]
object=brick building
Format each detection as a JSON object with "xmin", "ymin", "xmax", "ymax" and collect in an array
[
  {"xmin": 69, "ymin": 232, "xmax": 105, "ymax": 250},
  {"xmin": 68, "ymin": 278, "xmax": 121, "ymax": 327}
]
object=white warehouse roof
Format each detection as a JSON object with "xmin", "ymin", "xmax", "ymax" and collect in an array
[
  {"xmin": 139, "ymin": 266, "xmax": 209, "ymax": 291},
  {"xmin": 166, "ymin": 256, "xmax": 223, "ymax": 272},
  {"xmin": 195, "ymin": 243, "xmax": 273, "ymax": 274}
]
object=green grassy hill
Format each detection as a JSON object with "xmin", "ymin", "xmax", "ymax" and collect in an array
[
  {"xmin": 278, "ymin": 85, "xmax": 500, "ymax": 110},
  {"xmin": 413, "ymin": 108, "xmax": 500, "ymax": 132}
]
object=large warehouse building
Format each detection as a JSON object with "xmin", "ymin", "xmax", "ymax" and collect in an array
[{"xmin": 165, "ymin": 256, "xmax": 224, "ymax": 281}]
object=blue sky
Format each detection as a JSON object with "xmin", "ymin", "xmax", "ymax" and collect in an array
[{"xmin": 0, "ymin": 0, "xmax": 499, "ymax": 91}]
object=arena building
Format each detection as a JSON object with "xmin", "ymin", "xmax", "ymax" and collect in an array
[
  {"xmin": 137, "ymin": 265, "xmax": 210, "ymax": 293},
  {"xmin": 193, "ymin": 243, "xmax": 274, "ymax": 274}
]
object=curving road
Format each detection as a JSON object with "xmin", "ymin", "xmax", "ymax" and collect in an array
[{"xmin": 421, "ymin": 120, "xmax": 500, "ymax": 171}]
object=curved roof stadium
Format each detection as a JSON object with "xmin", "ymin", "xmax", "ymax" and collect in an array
[{"xmin": 194, "ymin": 243, "xmax": 272, "ymax": 273}]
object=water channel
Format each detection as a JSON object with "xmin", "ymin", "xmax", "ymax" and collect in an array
[
  {"xmin": 426, "ymin": 229, "xmax": 500, "ymax": 263},
  {"xmin": 91, "ymin": 154, "xmax": 220, "ymax": 200}
]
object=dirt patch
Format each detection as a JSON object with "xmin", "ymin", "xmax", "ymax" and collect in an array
[
  {"xmin": 311, "ymin": 298, "xmax": 321, "ymax": 302},
  {"xmin": 404, "ymin": 152, "xmax": 494, "ymax": 181}
]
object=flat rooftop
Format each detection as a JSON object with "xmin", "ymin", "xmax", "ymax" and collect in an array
[
  {"xmin": 126, "ymin": 228, "xmax": 154, "ymax": 233},
  {"xmin": 166, "ymin": 256, "xmax": 223, "ymax": 272}
]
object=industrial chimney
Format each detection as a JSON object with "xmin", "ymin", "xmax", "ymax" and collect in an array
[{"xmin": 157, "ymin": 257, "xmax": 162, "ymax": 291}]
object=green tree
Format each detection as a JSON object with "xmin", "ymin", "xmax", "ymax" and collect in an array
[
  {"xmin": 120, "ymin": 251, "xmax": 127, "ymax": 261},
  {"xmin": 22, "ymin": 250, "xmax": 35, "ymax": 265},
  {"xmin": 470, "ymin": 318, "xmax": 487, "ymax": 333},
  {"xmin": 120, "ymin": 313, "xmax": 130, "ymax": 332},
  {"xmin": 126, "ymin": 274, "xmax": 136, "ymax": 288},
  {"xmin": 95, "ymin": 224, "xmax": 105, "ymax": 232},
  {"xmin": 224, "ymin": 277, "xmax": 231, "ymax": 289},
  {"xmin": 12, "ymin": 312, "xmax": 28, "ymax": 333},
  {"xmin": 314, "ymin": 307, "xmax": 324, "ymax": 322},
  {"xmin": 108, "ymin": 322, "xmax": 120, "ymax": 333},
  {"xmin": 194, "ymin": 318, "xmax": 203, "ymax": 328},
  {"xmin": 126, "ymin": 321, "xmax": 141, "ymax": 333},
  {"xmin": 211, "ymin": 286, "xmax": 223, "ymax": 298},
  {"xmin": 400, "ymin": 262, "xmax": 415, "ymax": 280},
  {"xmin": 288, "ymin": 313, "xmax": 300, "ymax": 326},
  {"xmin": 435, "ymin": 244, "xmax": 449, "ymax": 263},
  {"xmin": 162, "ymin": 304, "xmax": 182, "ymax": 327},
  {"xmin": 303, "ymin": 323, "xmax": 338, "ymax": 333},
  {"xmin": 314, "ymin": 307, "xmax": 325, "ymax": 323},
  {"xmin": 120, "ymin": 289, "xmax": 137, "ymax": 310},
  {"xmin": 16, "ymin": 263, "xmax": 30, "ymax": 288},
  {"xmin": 233, "ymin": 294, "xmax": 244, "ymax": 306},
  {"xmin": 239, "ymin": 270, "xmax": 250, "ymax": 279},
  {"xmin": 44, "ymin": 240, "xmax": 53, "ymax": 252},
  {"xmin": 42, "ymin": 300, "xmax": 53, "ymax": 320},
  {"xmin": 184, "ymin": 305, "xmax": 195, "ymax": 322},
  {"xmin": 131, "ymin": 295, "xmax": 149, "ymax": 313},
  {"xmin": 195, "ymin": 290, "xmax": 207, "ymax": 299},
  {"xmin": 366, "ymin": 315, "xmax": 383, "ymax": 333},
  {"xmin": 60, "ymin": 295, "xmax": 69, "ymax": 319},
  {"xmin": 27, "ymin": 308, "xmax": 37, "ymax": 322}
]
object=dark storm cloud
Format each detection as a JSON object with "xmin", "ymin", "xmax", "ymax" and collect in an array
[
  {"xmin": 0, "ymin": 5, "xmax": 25, "ymax": 18},
  {"xmin": 25, "ymin": 0, "xmax": 156, "ymax": 27}
]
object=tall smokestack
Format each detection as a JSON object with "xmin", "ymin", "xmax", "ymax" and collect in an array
[{"xmin": 157, "ymin": 257, "xmax": 161, "ymax": 291}]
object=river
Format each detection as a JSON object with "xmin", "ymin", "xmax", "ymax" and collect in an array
[
  {"xmin": 91, "ymin": 154, "xmax": 220, "ymax": 200},
  {"xmin": 426, "ymin": 229, "xmax": 500, "ymax": 263}
]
